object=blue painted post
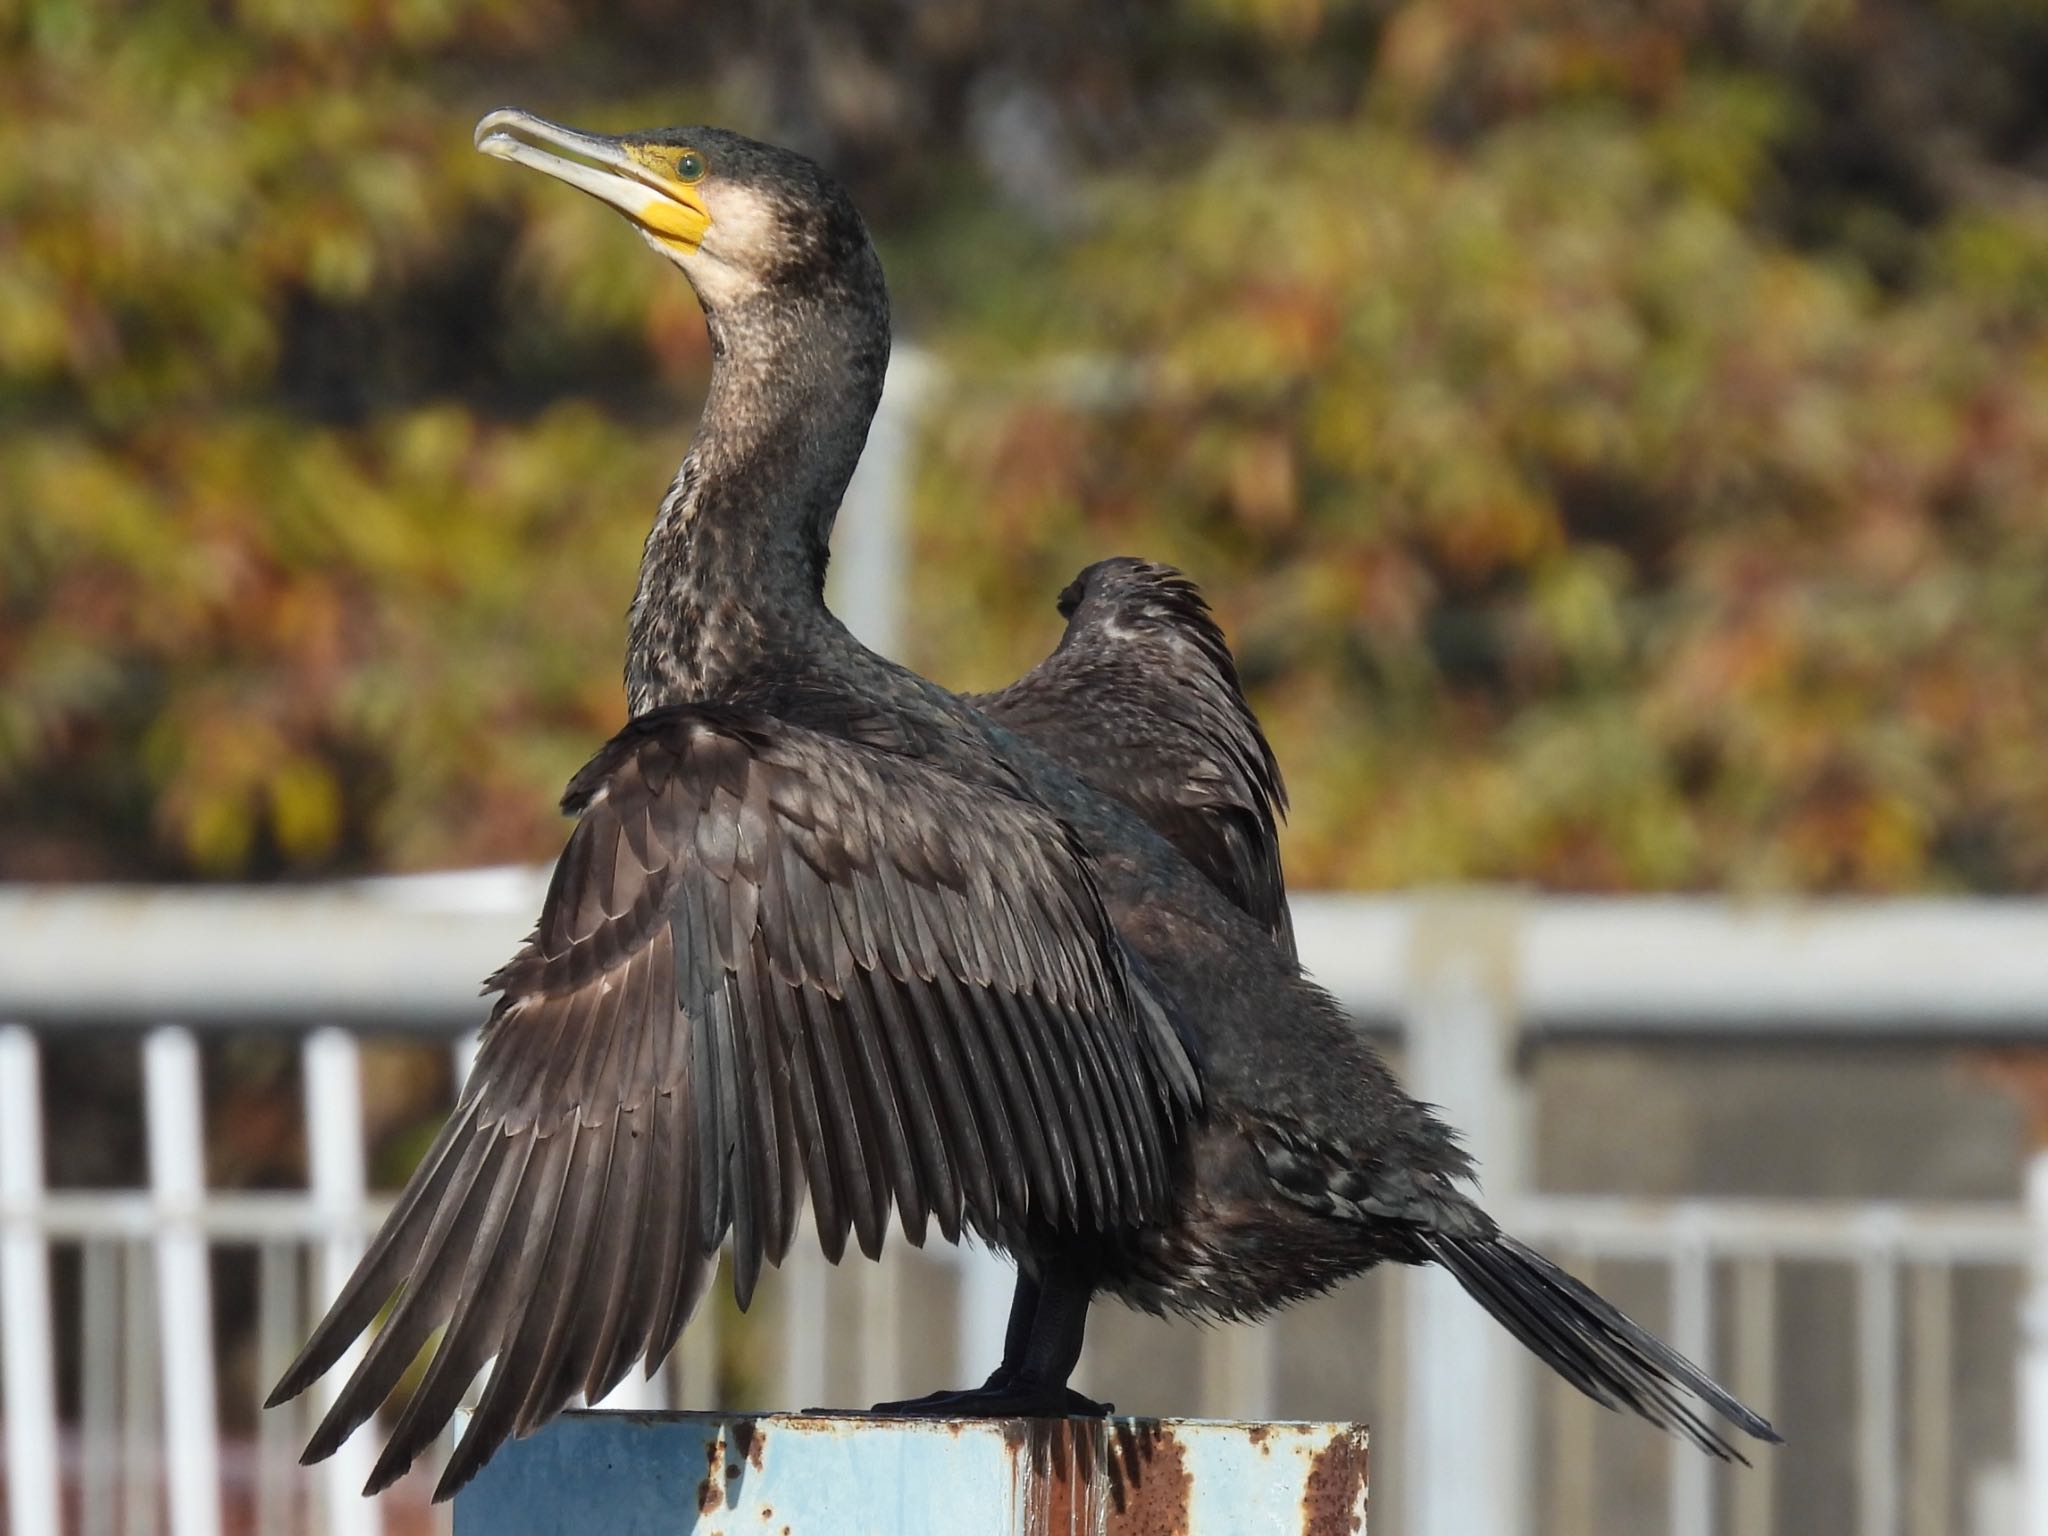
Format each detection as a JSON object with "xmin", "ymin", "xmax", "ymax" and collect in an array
[{"xmin": 455, "ymin": 1411, "xmax": 1367, "ymax": 1535}]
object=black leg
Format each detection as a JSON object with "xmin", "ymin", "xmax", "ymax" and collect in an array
[
  {"xmin": 993, "ymin": 1272, "xmax": 1041, "ymax": 1385},
  {"xmin": 992, "ymin": 1262, "xmax": 1110, "ymax": 1414},
  {"xmin": 1012, "ymin": 1264, "xmax": 1089, "ymax": 1393}
]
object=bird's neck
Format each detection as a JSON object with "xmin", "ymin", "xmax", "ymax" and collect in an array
[{"xmin": 627, "ymin": 280, "xmax": 890, "ymax": 712}]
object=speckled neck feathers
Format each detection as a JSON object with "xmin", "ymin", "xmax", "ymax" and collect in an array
[{"xmin": 626, "ymin": 237, "xmax": 890, "ymax": 712}]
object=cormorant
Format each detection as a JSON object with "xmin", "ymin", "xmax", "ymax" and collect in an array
[
  {"xmin": 268, "ymin": 110, "xmax": 1780, "ymax": 1499},
  {"xmin": 972, "ymin": 558, "xmax": 1294, "ymax": 957}
]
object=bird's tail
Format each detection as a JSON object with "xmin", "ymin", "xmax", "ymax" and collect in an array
[{"xmin": 1418, "ymin": 1230, "xmax": 1782, "ymax": 1460}]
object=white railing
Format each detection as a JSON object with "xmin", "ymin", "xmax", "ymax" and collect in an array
[{"xmin": 5, "ymin": 883, "xmax": 2048, "ymax": 1535}]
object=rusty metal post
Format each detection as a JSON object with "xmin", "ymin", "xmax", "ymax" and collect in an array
[{"xmin": 454, "ymin": 1411, "xmax": 1367, "ymax": 1535}]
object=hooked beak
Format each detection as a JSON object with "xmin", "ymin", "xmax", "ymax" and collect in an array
[{"xmin": 474, "ymin": 108, "xmax": 712, "ymax": 254}]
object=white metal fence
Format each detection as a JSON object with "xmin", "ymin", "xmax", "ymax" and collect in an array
[{"xmin": 5, "ymin": 882, "xmax": 2048, "ymax": 1536}]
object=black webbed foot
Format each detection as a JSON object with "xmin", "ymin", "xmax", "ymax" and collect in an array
[
  {"xmin": 866, "ymin": 1387, "xmax": 980, "ymax": 1413},
  {"xmin": 868, "ymin": 1364, "xmax": 1019, "ymax": 1415},
  {"xmin": 872, "ymin": 1265, "xmax": 1109, "ymax": 1418},
  {"xmin": 871, "ymin": 1381, "xmax": 1113, "ymax": 1418}
]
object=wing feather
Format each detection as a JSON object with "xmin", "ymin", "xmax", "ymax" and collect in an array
[
  {"xmin": 274, "ymin": 704, "xmax": 1197, "ymax": 1497},
  {"xmin": 580, "ymin": 1106, "xmax": 656, "ymax": 1404},
  {"xmin": 507, "ymin": 1114, "xmax": 614, "ymax": 1435}
]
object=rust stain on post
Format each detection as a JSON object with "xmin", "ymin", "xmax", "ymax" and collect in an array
[
  {"xmin": 1015, "ymin": 1419, "xmax": 1098, "ymax": 1536},
  {"xmin": 1104, "ymin": 1422, "xmax": 1191, "ymax": 1536},
  {"xmin": 1007, "ymin": 1419, "xmax": 1198, "ymax": 1536},
  {"xmin": 698, "ymin": 1427, "xmax": 727, "ymax": 1516},
  {"xmin": 1301, "ymin": 1429, "xmax": 1369, "ymax": 1536}
]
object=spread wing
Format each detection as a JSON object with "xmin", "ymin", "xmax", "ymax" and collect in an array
[
  {"xmin": 269, "ymin": 706, "xmax": 1198, "ymax": 1499},
  {"xmin": 976, "ymin": 654, "xmax": 1294, "ymax": 960}
]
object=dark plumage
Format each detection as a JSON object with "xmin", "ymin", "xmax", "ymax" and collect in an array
[
  {"xmin": 268, "ymin": 110, "xmax": 1779, "ymax": 1500},
  {"xmin": 973, "ymin": 557, "xmax": 1294, "ymax": 958}
]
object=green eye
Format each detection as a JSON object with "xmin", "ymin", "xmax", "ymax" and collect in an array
[{"xmin": 675, "ymin": 149, "xmax": 706, "ymax": 183}]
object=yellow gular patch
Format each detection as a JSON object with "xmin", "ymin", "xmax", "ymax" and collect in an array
[{"xmin": 624, "ymin": 145, "xmax": 713, "ymax": 252}]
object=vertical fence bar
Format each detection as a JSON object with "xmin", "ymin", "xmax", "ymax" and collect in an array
[
  {"xmin": 777, "ymin": 1233, "xmax": 830, "ymax": 1411},
  {"xmin": 1377, "ymin": 1267, "xmax": 1408, "ymax": 1536},
  {"xmin": 2026, "ymin": 1150, "xmax": 2048, "ymax": 1536},
  {"xmin": 1733, "ymin": 1256, "xmax": 1778, "ymax": 1536},
  {"xmin": 828, "ymin": 348, "xmax": 928, "ymax": 658},
  {"xmin": 1907, "ymin": 1262, "xmax": 1952, "ymax": 1536},
  {"xmin": 146, "ymin": 1024, "xmax": 224, "ymax": 1536},
  {"xmin": 1670, "ymin": 1222, "xmax": 1715, "ymax": 1536},
  {"xmin": 1548, "ymin": 1252, "xmax": 1598, "ymax": 1536},
  {"xmin": 1404, "ymin": 895, "xmax": 1528, "ymax": 1536},
  {"xmin": 1858, "ymin": 1237, "xmax": 1901, "ymax": 1536},
  {"xmin": 255, "ymin": 1241, "xmax": 300, "ymax": 1536},
  {"xmin": 954, "ymin": 1247, "xmax": 1016, "ymax": 1399},
  {"xmin": 674, "ymin": 1271, "xmax": 721, "ymax": 1408},
  {"xmin": 0, "ymin": 1025, "xmax": 62, "ymax": 1536},
  {"xmin": 304, "ymin": 1026, "xmax": 380, "ymax": 1536},
  {"xmin": 1200, "ymin": 1315, "xmax": 1277, "ymax": 1420},
  {"xmin": 828, "ymin": 348, "xmax": 915, "ymax": 1395},
  {"xmin": 856, "ymin": 1253, "xmax": 904, "ymax": 1408},
  {"xmin": 82, "ymin": 1238, "xmax": 121, "ymax": 1536},
  {"xmin": 123, "ymin": 1236, "xmax": 161, "ymax": 1536}
]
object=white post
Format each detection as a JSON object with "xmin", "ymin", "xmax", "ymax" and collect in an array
[
  {"xmin": 856, "ymin": 1249, "xmax": 905, "ymax": 1408},
  {"xmin": 0, "ymin": 1025, "xmax": 62, "ymax": 1536},
  {"xmin": 1403, "ymin": 893, "xmax": 1529, "ymax": 1536},
  {"xmin": 145, "ymin": 1024, "xmax": 223, "ymax": 1536},
  {"xmin": 255, "ymin": 1241, "xmax": 299, "ymax": 1536},
  {"xmin": 830, "ymin": 347, "xmax": 930, "ymax": 658},
  {"xmin": 452, "ymin": 1030, "xmax": 480, "ymax": 1101},
  {"xmin": 588, "ymin": 1292, "xmax": 665, "ymax": 1412},
  {"xmin": 1859, "ymin": 1239, "xmax": 1901, "ymax": 1536},
  {"xmin": 1201, "ymin": 1317, "xmax": 1277, "ymax": 1420},
  {"xmin": 777, "ymin": 1236, "xmax": 830, "ymax": 1411},
  {"xmin": 954, "ymin": 1247, "xmax": 1016, "ymax": 1396},
  {"xmin": 121, "ymin": 1239, "xmax": 158, "ymax": 1536},
  {"xmin": 2020, "ymin": 1149, "xmax": 2048, "ymax": 1536},
  {"xmin": 80, "ymin": 1239, "xmax": 120, "ymax": 1536},
  {"xmin": 305, "ymin": 1026, "xmax": 382, "ymax": 1534},
  {"xmin": 1670, "ymin": 1217, "xmax": 1715, "ymax": 1536},
  {"xmin": 590, "ymin": 1366, "xmax": 664, "ymax": 1411}
]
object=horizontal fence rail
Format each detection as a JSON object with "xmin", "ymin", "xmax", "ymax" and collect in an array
[
  {"xmin": 4, "ymin": 880, "xmax": 2048, "ymax": 1536},
  {"xmin": 9, "ymin": 883, "xmax": 2048, "ymax": 1036}
]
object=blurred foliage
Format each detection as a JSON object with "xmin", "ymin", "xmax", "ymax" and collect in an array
[
  {"xmin": 911, "ymin": 0, "xmax": 2048, "ymax": 893},
  {"xmin": 4, "ymin": 0, "xmax": 2048, "ymax": 891}
]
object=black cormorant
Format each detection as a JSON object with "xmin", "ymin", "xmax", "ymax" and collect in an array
[
  {"xmin": 973, "ymin": 557, "xmax": 1293, "ymax": 957},
  {"xmin": 268, "ymin": 110, "xmax": 1779, "ymax": 1499}
]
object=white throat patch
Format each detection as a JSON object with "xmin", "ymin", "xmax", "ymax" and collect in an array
[{"xmin": 668, "ymin": 182, "xmax": 781, "ymax": 309}]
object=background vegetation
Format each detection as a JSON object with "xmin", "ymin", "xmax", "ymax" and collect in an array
[{"xmin": 7, "ymin": 0, "xmax": 2048, "ymax": 893}]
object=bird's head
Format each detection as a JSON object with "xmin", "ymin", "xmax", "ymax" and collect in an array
[
  {"xmin": 1055, "ymin": 556, "xmax": 1244, "ymax": 673},
  {"xmin": 475, "ymin": 109, "xmax": 877, "ymax": 314},
  {"xmin": 1057, "ymin": 558, "xmax": 1207, "ymax": 629}
]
